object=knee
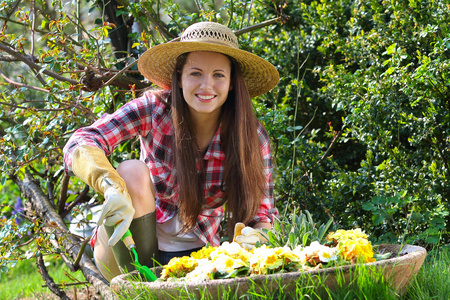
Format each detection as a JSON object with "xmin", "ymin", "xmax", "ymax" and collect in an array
[
  {"xmin": 117, "ymin": 160, "xmax": 156, "ymax": 214},
  {"xmin": 117, "ymin": 160, "xmax": 152, "ymax": 189}
]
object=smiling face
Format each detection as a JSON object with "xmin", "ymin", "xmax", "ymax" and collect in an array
[{"xmin": 179, "ymin": 51, "xmax": 233, "ymax": 121}]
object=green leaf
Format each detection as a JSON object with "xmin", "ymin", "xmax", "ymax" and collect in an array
[
  {"xmin": 373, "ymin": 214, "xmax": 384, "ymax": 225},
  {"xmin": 362, "ymin": 202, "xmax": 376, "ymax": 211},
  {"xmin": 373, "ymin": 252, "xmax": 392, "ymax": 261},
  {"xmin": 318, "ymin": 217, "xmax": 333, "ymax": 242},
  {"xmin": 288, "ymin": 232, "xmax": 294, "ymax": 246},
  {"xmin": 386, "ymin": 43, "xmax": 397, "ymax": 55},
  {"xmin": 302, "ymin": 232, "xmax": 310, "ymax": 247},
  {"xmin": 385, "ymin": 67, "xmax": 396, "ymax": 75}
]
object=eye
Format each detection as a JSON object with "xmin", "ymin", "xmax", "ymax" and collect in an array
[
  {"xmin": 214, "ymin": 73, "xmax": 225, "ymax": 78},
  {"xmin": 190, "ymin": 71, "xmax": 201, "ymax": 76}
]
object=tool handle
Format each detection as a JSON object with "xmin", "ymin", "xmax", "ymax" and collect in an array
[
  {"xmin": 121, "ymin": 229, "xmax": 135, "ymax": 249},
  {"xmin": 113, "ymin": 215, "xmax": 135, "ymax": 250}
]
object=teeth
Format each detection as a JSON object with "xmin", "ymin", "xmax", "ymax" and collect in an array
[{"xmin": 197, "ymin": 94, "xmax": 215, "ymax": 100}]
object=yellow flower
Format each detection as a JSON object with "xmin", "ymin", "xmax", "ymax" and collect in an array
[
  {"xmin": 327, "ymin": 228, "xmax": 368, "ymax": 243},
  {"xmin": 190, "ymin": 246, "xmax": 217, "ymax": 260},
  {"xmin": 338, "ymin": 237, "xmax": 376, "ymax": 264},
  {"xmin": 211, "ymin": 242, "xmax": 252, "ymax": 264},
  {"xmin": 161, "ymin": 256, "xmax": 198, "ymax": 280},
  {"xmin": 326, "ymin": 229, "xmax": 375, "ymax": 264},
  {"xmin": 250, "ymin": 245, "xmax": 285, "ymax": 274},
  {"xmin": 281, "ymin": 246, "xmax": 302, "ymax": 264}
]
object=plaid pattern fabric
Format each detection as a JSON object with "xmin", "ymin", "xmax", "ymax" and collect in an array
[{"xmin": 63, "ymin": 91, "xmax": 278, "ymax": 246}]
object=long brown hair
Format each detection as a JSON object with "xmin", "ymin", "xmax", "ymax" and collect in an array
[{"xmin": 170, "ymin": 52, "xmax": 267, "ymax": 235}]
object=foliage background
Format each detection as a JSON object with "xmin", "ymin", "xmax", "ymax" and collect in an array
[{"xmin": 0, "ymin": 0, "xmax": 449, "ymax": 292}]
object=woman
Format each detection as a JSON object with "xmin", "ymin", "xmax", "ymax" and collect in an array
[{"xmin": 63, "ymin": 21, "xmax": 279, "ymax": 281}]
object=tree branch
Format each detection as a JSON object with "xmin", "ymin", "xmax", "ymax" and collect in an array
[
  {"xmin": 0, "ymin": 100, "xmax": 72, "ymax": 112},
  {"xmin": 167, "ymin": 15, "xmax": 288, "ymax": 43},
  {"xmin": 13, "ymin": 171, "xmax": 115, "ymax": 299},
  {"xmin": 318, "ymin": 130, "xmax": 342, "ymax": 166},
  {"xmin": 234, "ymin": 16, "xmax": 288, "ymax": 36},
  {"xmin": 36, "ymin": 252, "xmax": 71, "ymax": 300},
  {"xmin": 101, "ymin": 59, "xmax": 139, "ymax": 88},
  {"xmin": 0, "ymin": 68, "xmax": 49, "ymax": 93},
  {"xmin": 0, "ymin": 42, "xmax": 78, "ymax": 85},
  {"xmin": 31, "ymin": 0, "xmax": 46, "ymax": 86},
  {"xmin": 60, "ymin": 184, "xmax": 91, "ymax": 219},
  {"xmin": 0, "ymin": 6, "xmax": 35, "ymax": 31},
  {"xmin": 58, "ymin": 174, "xmax": 70, "ymax": 214}
]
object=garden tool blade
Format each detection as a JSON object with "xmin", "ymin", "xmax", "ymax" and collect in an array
[{"xmin": 121, "ymin": 229, "xmax": 157, "ymax": 282}]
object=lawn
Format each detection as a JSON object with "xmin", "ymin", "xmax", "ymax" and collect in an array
[{"xmin": 0, "ymin": 257, "xmax": 86, "ymax": 300}]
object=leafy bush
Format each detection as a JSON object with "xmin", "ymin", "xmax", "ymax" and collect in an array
[{"xmin": 254, "ymin": 0, "xmax": 450, "ymax": 247}]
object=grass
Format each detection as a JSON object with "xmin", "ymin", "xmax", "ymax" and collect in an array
[
  {"xmin": 112, "ymin": 266, "xmax": 397, "ymax": 300},
  {"xmin": 0, "ymin": 257, "xmax": 86, "ymax": 300},
  {"xmin": 1, "ymin": 246, "xmax": 449, "ymax": 300},
  {"xmin": 403, "ymin": 246, "xmax": 450, "ymax": 300}
]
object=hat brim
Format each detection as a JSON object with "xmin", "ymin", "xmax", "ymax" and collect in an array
[{"xmin": 137, "ymin": 41, "xmax": 279, "ymax": 98}]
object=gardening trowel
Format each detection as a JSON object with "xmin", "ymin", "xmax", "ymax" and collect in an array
[{"xmin": 121, "ymin": 229, "xmax": 157, "ymax": 282}]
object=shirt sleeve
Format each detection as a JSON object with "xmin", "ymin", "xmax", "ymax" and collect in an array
[
  {"xmin": 249, "ymin": 123, "xmax": 279, "ymax": 225},
  {"xmin": 62, "ymin": 92, "xmax": 157, "ymax": 174}
]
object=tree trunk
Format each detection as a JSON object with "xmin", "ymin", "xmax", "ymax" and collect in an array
[
  {"xmin": 13, "ymin": 171, "xmax": 116, "ymax": 300},
  {"xmin": 97, "ymin": 0, "xmax": 130, "ymax": 60}
]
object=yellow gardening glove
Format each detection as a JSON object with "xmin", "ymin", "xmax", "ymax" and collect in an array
[
  {"xmin": 72, "ymin": 145, "xmax": 135, "ymax": 246},
  {"xmin": 233, "ymin": 223, "xmax": 268, "ymax": 250}
]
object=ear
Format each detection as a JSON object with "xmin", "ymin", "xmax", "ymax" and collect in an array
[{"xmin": 229, "ymin": 83, "xmax": 233, "ymax": 91}]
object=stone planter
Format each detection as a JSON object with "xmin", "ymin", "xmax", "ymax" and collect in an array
[{"xmin": 110, "ymin": 244, "xmax": 426, "ymax": 299}]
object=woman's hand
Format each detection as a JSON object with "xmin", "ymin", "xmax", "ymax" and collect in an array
[
  {"xmin": 98, "ymin": 183, "xmax": 135, "ymax": 246},
  {"xmin": 233, "ymin": 223, "xmax": 270, "ymax": 250}
]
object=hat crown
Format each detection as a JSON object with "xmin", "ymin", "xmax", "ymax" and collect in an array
[{"xmin": 181, "ymin": 22, "xmax": 239, "ymax": 49}]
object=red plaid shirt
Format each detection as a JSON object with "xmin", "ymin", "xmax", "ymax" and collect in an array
[{"xmin": 63, "ymin": 91, "xmax": 278, "ymax": 246}]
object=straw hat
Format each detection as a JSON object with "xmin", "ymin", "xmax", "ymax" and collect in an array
[{"xmin": 138, "ymin": 22, "xmax": 279, "ymax": 98}]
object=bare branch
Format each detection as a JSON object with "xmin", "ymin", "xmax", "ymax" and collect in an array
[
  {"xmin": 42, "ymin": 281, "xmax": 90, "ymax": 288},
  {"xmin": 31, "ymin": 0, "xmax": 46, "ymax": 86},
  {"xmin": 101, "ymin": 59, "xmax": 139, "ymax": 88},
  {"xmin": 0, "ymin": 11, "xmax": 42, "ymax": 32},
  {"xmin": 0, "ymin": 101, "xmax": 72, "ymax": 112},
  {"xmin": 0, "ymin": 68, "xmax": 49, "ymax": 93},
  {"xmin": 61, "ymin": 184, "xmax": 91, "ymax": 219},
  {"xmin": 146, "ymin": 12, "xmax": 175, "ymax": 40},
  {"xmin": 82, "ymin": 70, "xmax": 148, "ymax": 91},
  {"xmin": 58, "ymin": 174, "xmax": 70, "ymax": 214},
  {"xmin": 234, "ymin": 16, "xmax": 288, "ymax": 36},
  {"xmin": 0, "ymin": 54, "xmax": 37, "ymax": 62},
  {"xmin": 168, "ymin": 15, "xmax": 289, "ymax": 43},
  {"xmin": 0, "ymin": 42, "xmax": 78, "ymax": 85},
  {"xmin": 36, "ymin": 252, "xmax": 72, "ymax": 300},
  {"xmin": 318, "ymin": 130, "xmax": 342, "ymax": 166}
]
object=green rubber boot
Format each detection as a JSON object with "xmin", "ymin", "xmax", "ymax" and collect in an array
[{"xmin": 105, "ymin": 211, "xmax": 158, "ymax": 274}]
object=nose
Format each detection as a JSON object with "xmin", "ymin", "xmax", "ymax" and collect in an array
[{"xmin": 200, "ymin": 74, "xmax": 213, "ymax": 90}]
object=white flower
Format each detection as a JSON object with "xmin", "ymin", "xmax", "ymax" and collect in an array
[
  {"xmin": 212, "ymin": 253, "xmax": 244, "ymax": 274},
  {"xmin": 185, "ymin": 262, "xmax": 215, "ymax": 282},
  {"xmin": 293, "ymin": 241, "xmax": 338, "ymax": 264}
]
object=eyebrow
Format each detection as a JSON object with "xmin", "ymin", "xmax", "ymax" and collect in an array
[{"xmin": 189, "ymin": 67, "xmax": 228, "ymax": 73}]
